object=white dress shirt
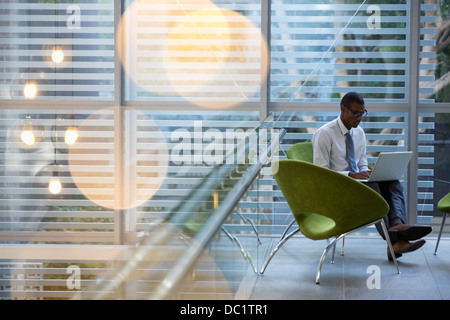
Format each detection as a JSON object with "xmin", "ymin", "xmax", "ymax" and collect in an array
[{"xmin": 312, "ymin": 117, "xmax": 369, "ymax": 176}]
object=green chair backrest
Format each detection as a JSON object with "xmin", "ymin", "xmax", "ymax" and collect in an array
[
  {"xmin": 272, "ymin": 159, "xmax": 389, "ymax": 240},
  {"xmin": 287, "ymin": 141, "xmax": 313, "ymax": 163}
]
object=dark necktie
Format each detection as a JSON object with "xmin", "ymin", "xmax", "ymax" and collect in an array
[{"xmin": 345, "ymin": 132, "xmax": 358, "ymax": 173}]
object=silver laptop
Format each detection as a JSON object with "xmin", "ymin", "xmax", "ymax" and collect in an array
[{"xmin": 359, "ymin": 151, "xmax": 413, "ymax": 183}]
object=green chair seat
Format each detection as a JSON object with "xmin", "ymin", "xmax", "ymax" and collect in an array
[
  {"xmin": 297, "ymin": 213, "xmax": 336, "ymax": 240},
  {"xmin": 434, "ymin": 192, "xmax": 450, "ymax": 254}
]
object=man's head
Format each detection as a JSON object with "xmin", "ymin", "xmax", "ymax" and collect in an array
[{"xmin": 340, "ymin": 92, "xmax": 367, "ymax": 130}]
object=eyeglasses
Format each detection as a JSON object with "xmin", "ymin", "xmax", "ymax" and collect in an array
[{"xmin": 344, "ymin": 105, "xmax": 368, "ymax": 118}]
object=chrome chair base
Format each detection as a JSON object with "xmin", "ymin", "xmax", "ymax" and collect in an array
[
  {"xmin": 260, "ymin": 219, "xmax": 300, "ymax": 275},
  {"xmin": 260, "ymin": 219, "xmax": 400, "ymax": 285}
]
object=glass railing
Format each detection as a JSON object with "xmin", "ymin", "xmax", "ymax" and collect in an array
[
  {"xmin": 0, "ymin": 110, "xmax": 287, "ymax": 300},
  {"xmin": 73, "ymin": 114, "xmax": 286, "ymax": 300}
]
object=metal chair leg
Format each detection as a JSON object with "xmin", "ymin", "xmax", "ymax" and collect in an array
[
  {"xmin": 316, "ymin": 219, "xmax": 400, "ymax": 285},
  {"xmin": 331, "ymin": 241, "xmax": 336, "ymax": 264},
  {"xmin": 380, "ymin": 219, "xmax": 400, "ymax": 274},
  {"xmin": 330, "ymin": 236, "xmax": 345, "ymax": 264},
  {"xmin": 260, "ymin": 228, "xmax": 300, "ymax": 274},
  {"xmin": 434, "ymin": 213, "xmax": 447, "ymax": 255},
  {"xmin": 316, "ymin": 235, "xmax": 343, "ymax": 284}
]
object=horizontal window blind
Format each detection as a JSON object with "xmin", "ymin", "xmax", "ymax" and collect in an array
[
  {"xmin": 418, "ymin": 113, "xmax": 435, "ymax": 214},
  {"xmin": 0, "ymin": 109, "xmax": 263, "ymax": 243},
  {"xmin": 1, "ymin": 109, "xmax": 116, "ymax": 243},
  {"xmin": 0, "ymin": 0, "xmax": 446, "ymax": 300},
  {"xmin": 0, "ymin": 108, "xmax": 267, "ymax": 299},
  {"xmin": 417, "ymin": 113, "xmax": 450, "ymax": 223},
  {"xmin": 419, "ymin": 2, "xmax": 438, "ymax": 103},
  {"xmin": 133, "ymin": 110, "xmax": 263, "ymax": 237},
  {"xmin": 270, "ymin": 1, "xmax": 436, "ymax": 103},
  {"xmin": 0, "ymin": 1, "xmax": 115, "ymax": 100},
  {"xmin": 121, "ymin": 0, "xmax": 265, "ymax": 108}
]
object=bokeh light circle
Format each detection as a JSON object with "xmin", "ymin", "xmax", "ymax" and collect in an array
[
  {"xmin": 68, "ymin": 107, "xmax": 169, "ymax": 210},
  {"xmin": 117, "ymin": 0, "xmax": 269, "ymax": 109}
]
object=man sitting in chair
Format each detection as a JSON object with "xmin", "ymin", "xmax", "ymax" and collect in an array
[{"xmin": 311, "ymin": 92, "xmax": 432, "ymax": 260}]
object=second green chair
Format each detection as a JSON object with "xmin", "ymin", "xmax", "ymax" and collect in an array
[
  {"xmin": 434, "ymin": 192, "xmax": 450, "ymax": 255},
  {"xmin": 286, "ymin": 141, "xmax": 313, "ymax": 163}
]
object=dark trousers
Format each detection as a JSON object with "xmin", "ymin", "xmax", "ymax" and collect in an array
[{"xmin": 363, "ymin": 180, "xmax": 407, "ymax": 239}]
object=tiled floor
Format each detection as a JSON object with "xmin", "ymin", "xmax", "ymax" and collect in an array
[{"xmin": 250, "ymin": 235, "xmax": 450, "ymax": 300}]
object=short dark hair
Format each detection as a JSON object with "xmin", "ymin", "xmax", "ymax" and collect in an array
[{"xmin": 341, "ymin": 92, "xmax": 364, "ymax": 107}]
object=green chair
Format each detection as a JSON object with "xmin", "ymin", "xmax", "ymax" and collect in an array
[
  {"xmin": 434, "ymin": 192, "xmax": 450, "ymax": 255},
  {"xmin": 260, "ymin": 159, "xmax": 400, "ymax": 284}
]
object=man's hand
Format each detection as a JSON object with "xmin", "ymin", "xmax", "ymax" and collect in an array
[{"xmin": 348, "ymin": 171, "xmax": 371, "ymax": 180}]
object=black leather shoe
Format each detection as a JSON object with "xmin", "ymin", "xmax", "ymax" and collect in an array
[
  {"xmin": 388, "ymin": 224, "xmax": 432, "ymax": 242},
  {"xmin": 387, "ymin": 239, "xmax": 426, "ymax": 261}
]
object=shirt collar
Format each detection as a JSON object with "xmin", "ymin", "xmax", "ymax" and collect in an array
[{"xmin": 336, "ymin": 116, "xmax": 350, "ymax": 136}]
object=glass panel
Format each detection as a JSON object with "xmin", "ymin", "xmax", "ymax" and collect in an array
[
  {"xmin": 0, "ymin": 109, "xmax": 116, "ymax": 244},
  {"xmin": 0, "ymin": 0, "xmax": 448, "ymax": 301},
  {"xmin": 0, "ymin": 0, "xmax": 115, "ymax": 100},
  {"xmin": 420, "ymin": 0, "xmax": 449, "ymax": 103},
  {"xmin": 139, "ymin": 113, "xmax": 280, "ymax": 299},
  {"xmin": 121, "ymin": 0, "xmax": 266, "ymax": 108},
  {"xmin": 418, "ymin": 113, "xmax": 450, "ymax": 233},
  {"xmin": 0, "ymin": 109, "xmax": 276, "ymax": 299},
  {"xmin": 129, "ymin": 110, "xmax": 261, "ymax": 236},
  {"xmin": 271, "ymin": 1, "xmax": 410, "ymax": 102}
]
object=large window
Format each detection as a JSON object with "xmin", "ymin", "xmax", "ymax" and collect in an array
[
  {"xmin": 0, "ymin": 0, "xmax": 449, "ymax": 299},
  {"xmin": 418, "ymin": 113, "xmax": 450, "ymax": 223},
  {"xmin": 120, "ymin": 0, "xmax": 267, "ymax": 108},
  {"xmin": 0, "ymin": 0, "xmax": 448, "ymax": 232},
  {"xmin": 271, "ymin": 1, "xmax": 413, "ymax": 102},
  {"xmin": 417, "ymin": 0, "xmax": 450, "ymax": 230},
  {"xmin": 420, "ymin": 0, "xmax": 450, "ymax": 103}
]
